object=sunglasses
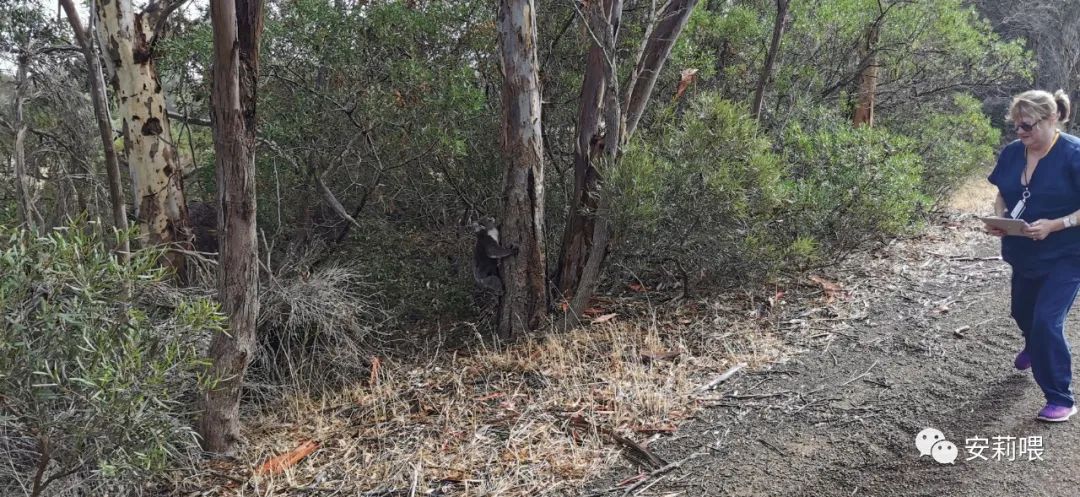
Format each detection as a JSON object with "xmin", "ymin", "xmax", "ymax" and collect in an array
[{"xmin": 1014, "ymin": 118, "xmax": 1043, "ymax": 132}]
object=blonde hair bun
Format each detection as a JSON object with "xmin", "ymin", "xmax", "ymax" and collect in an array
[{"xmin": 1054, "ymin": 89, "xmax": 1071, "ymax": 124}]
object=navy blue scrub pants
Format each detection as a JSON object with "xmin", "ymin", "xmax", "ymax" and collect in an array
[{"xmin": 1011, "ymin": 264, "xmax": 1080, "ymax": 407}]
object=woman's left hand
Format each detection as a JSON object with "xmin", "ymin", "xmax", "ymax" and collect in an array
[{"xmin": 1023, "ymin": 219, "xmax": 1062, "ymax": 241}]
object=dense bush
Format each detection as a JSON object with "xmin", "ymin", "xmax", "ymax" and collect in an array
[
  {"xmin": 611, "ymin": 96, "xmax": 788, "ymax": 289},
  {"xmin": 145, "ymin": 0, "xmax": 1026, "ymax": 317},
  {"xmin": 886, "ymin": 94, "xmax": 1001, "ymax": 204},
  {"xmin": 256, "ymin": 258, "xmax": 391, "ymax": 386},
  {"xmin": 612, "ymin": 95, "xmax": 933, "ymax": 290},
  {"xmin": 0, "ymin": 225, "xmax": 222, "ymax": 496},
  {"xmin": 0, "ymin": 0, "xmax": 1034, "ymax": 331},
  {"xmin": 778, "ymin": 106, "xmax": 929, "ymax": 265}
]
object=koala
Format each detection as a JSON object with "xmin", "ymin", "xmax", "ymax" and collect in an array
[{"xmin": 471, "ymin": 217, "xmax": 516, "ymax": 295}]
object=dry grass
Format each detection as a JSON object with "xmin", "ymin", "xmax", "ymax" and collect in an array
[
  {"xmin": 946, "ymin": 168, "xmax": 997, "ymax": 215},
  {"xmin": 172, "ymin": 297, "xmax": 798, "ymax": 496},
  {"xmin": 255, "ymin": 263, "xmax": 390, "ymax": 385}
]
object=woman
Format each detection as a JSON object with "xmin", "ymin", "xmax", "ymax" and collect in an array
[{"xmin": 987, "ymin": 89, "xmax": 1080, "ymax": 422}]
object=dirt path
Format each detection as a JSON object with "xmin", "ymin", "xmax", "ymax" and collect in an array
[{"xmin": 584, "ymin": 216, "xmax": 1080, "ymax": 497}]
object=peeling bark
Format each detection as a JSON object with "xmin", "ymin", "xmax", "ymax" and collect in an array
[
  {"xmin": 556, "ymin": 0, "xmax": 699, "ymax": 317},
  {"xmin": 197, "ymin": 0, "xmax": 264, "ymax": 455},
  {"xmin": 496, "ymin": 0, "xmax": 547, "ymax": 338},
  {"xmin": 94, "ymin": 0, "xmax": 191, "ymax": 272},
  {"xmin": 553, "ymin": 0, "xmax": 619, "ymax": 301},
  {"xmin": 566, "ymin": 0, "xmax": 622, "ymax": 322}
]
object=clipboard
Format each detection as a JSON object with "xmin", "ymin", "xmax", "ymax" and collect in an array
[{"xmin": 980, "ymin": 216, "xmax": 1029, "ymax": 236}]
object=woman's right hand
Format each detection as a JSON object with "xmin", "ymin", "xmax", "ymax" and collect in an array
[{"xmin": 985, "ymin": 226, "xmax": 1007, "ymax": 237}]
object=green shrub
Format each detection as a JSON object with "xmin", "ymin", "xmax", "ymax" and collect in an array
[
  {"xmin": 611, "ymin": 96, "xmax": 932, "ymax": 290},
  {"xmin": 887, "ymin": 93, "xmax": 1000, "ymax": 205},
  {"xmin": 611, "ymin": 95, "xmax": 788, "ymax": 289},
  {"xmin": 0, "ymin": 225, "xmax": 222, "ymax": 496},
  {"xmin": 778, "ymin": 106, "xmax": 929, "ymax": 264}
]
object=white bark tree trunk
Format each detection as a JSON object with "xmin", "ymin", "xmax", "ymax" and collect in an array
[{"xmin": 94, "ymin": 0, "xmax": 191, "ymax": 272}]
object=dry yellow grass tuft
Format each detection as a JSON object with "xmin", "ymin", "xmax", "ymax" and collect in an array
[
  {"xmin": 177, "ymin": 301, "xmax": 794, "ymax": 496},
  {"xmin": 946, "ymin": 168, "xmax": 996, "ymax": 215}
]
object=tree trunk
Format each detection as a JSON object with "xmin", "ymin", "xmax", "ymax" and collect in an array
[
  {"xmin": 197, "ymin": 0, "xmax": 263, "ymax": 455},
  {"xmin": 94, "ymin": 0, "xmax": 191, "ymax": 272},
  {"xmin": 61, "ymin": 0, "xmax": 131, "ymax": 259},
  {"xmin": 750, "ymin": 0, "xmax": 789, "ymax": 120},
  {"xmin": 623, "ymin": 0, "xmax": 701, "ymax": 140},
  {"xmin": 496, "ymin": 0, "xmax": 546, "ymax": 339},
  {"xmin": 553, "ymin": 0, "xmax": 618, "ymax": 301},
  {"xmin": 11, "ymin": 49, "xmax": 37, "ymax": 233},
  {"xmin": 557, "ymin": 0, "xmax": 698, "ymax": 318},
  {"xmin": 567, "ymin": 0, "xmax": 622, "ymax": 321},
  {"xmin": 853, "ymin": 22, "xmax": 880, "ymax": 127}
]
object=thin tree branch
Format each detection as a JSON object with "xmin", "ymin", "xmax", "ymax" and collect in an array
[
  {"xmin": 144, "ymin": 0, "xmax": 191, "ymax": 50},
  {"xmin": 38, "ymin": 45, "xmax": 83, "ymax": 55},
  {"xmin": 167, "ymin": 111, "xmax": 212, "ymax": 127},
  {"xmin": 258, "ymin": 137, "xmax": 362, "ymax": 230}
]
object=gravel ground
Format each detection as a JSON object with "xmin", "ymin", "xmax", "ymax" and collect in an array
[{"xmin": 583, "ymin": 216, "xmax": 1080, "ymax": 497}]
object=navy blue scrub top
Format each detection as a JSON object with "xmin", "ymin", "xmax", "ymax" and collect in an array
[{"xmin": 988, "ymin": 132, "xmax": 1080, "ymax": 274}]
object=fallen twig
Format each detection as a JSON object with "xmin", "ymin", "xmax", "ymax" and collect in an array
[
  {"xmin": 622, "ymin": 451, "xmax": 707, "ymax": 496},
  {"xmin": 567, "ymin": 415, "xmax": 667, "ymax": 469},
  {"xmin": 726, "ymin": 391, "xmax": 791, "ymax": 400},
  {"xmin": 839, "ymin": 360, "xmax": 880, "ymax": 388},
  {"xmin": 939, "ymin": 254, "xmax": 1001, "ymax": 262},
  {"xmin": 583, "ymin": 451, "xmax": 707, "ymax": 496},
  {"xmin": 697, "ymin": 363, "xmax": 747, "ymax": 392}
]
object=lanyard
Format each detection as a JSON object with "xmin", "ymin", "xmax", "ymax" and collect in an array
[{"xmin": 1014, "ymin": 131, "xmax": 1062, "ymax": 219}]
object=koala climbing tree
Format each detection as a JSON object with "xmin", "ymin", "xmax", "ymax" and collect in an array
[{"xmin": 472, "ymin": 217, "xmax": 517, "ymax": 296}]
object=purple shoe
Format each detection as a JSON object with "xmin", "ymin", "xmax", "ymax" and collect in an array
[
  {"xmin": 1014, "ymin": 349, "xmax": 1031, "ymax": 370},
  {"xmin": 1037, "ymin": 404, "xmax": 1078, "ymax": 422}
]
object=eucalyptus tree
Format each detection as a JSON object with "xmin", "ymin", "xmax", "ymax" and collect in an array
[
  {"xmin": 197, "ymin": 0, "xmax": 264, "ymax": 455},
  {"xmin": 93, "ymin": 0, "xmax": 193, "ymax": 272},
  {"xmin": 555, "ymin": 0, "xmax": 701, "ymax": 321}
]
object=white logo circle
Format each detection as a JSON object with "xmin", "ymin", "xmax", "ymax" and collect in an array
[
  {"xmin": 931, "ymin": 440, "xmax": 958, "ymax": 464},
  {"xmin": 915, "ymin": 427, "xmax": 946, "ymax": 457}
]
